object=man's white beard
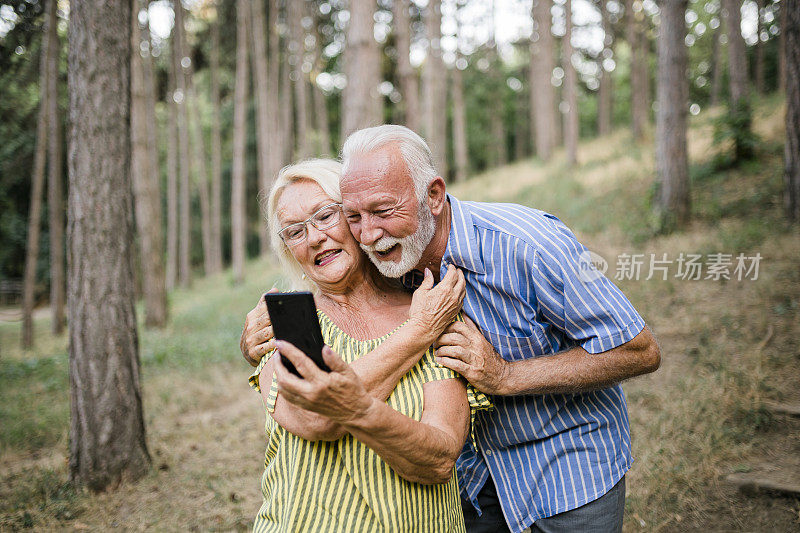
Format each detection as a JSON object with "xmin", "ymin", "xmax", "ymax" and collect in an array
[{"xmin": 361, "ymin": 202, "xmax": 436, "ymax": 278}]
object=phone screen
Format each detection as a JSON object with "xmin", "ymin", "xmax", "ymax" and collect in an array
[{"xmin": 264, "ymin": 291, "xmax": 329, "ymax": 377}]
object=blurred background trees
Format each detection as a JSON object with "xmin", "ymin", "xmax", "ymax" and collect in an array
[{"xmin": 1, "ymin": 0, "xmax": 795, "ymax": 345}]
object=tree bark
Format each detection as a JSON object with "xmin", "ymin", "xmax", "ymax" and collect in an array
[
  {"xmin": 281, "ymin": 36, "xmax": 294, "ymax": 165},
  {"xmin": 423, "ymin": 0, "xmax": 448, "ymax": 177},
  {"xmin": 451, "ymin": 65, "xmax": 468, "ymax": 182},
  {"xmin": 165, "ymin": 33, "xmax": 179, "ymax": 291},
  {"xmin": 250, "ymin": 0, "xmax": 272, "ymax": 254},
  {"xmin": 232, "ymin": 0, "xmax": 249, "ymax": 284},
  {"xmin": 530, "ymin": 0, "xmax": 558, "ymax": 160},
  {"xmin": 597, "ymin": 0, "xmax": 613, "ymax": 136},
  {"xmin": 21, "ymin": 0, "xmax": 52, "ymax": 350},
  {"xmin": 656, "ymin": 0, "xmax": 690, "ymax": 228},
  {"xmin": 626, "ymin": 0, "xmax": 647, "ymax": 139},
  {"xmin": 778, "ymin": 0, "xmax": 787, "ymax": 92},
  {"xmin": 784, "ymin": 0, "xmax": 799, "ymax": 222},
  {"xmin": 46, "ymin": 0, "xmax": 65, "ymax": 335},
  {"xmin": 710, "ymin": 22, "xmax": 725, "ymax": 106},
  {"xmin": 267, "ymin": 0, "xmax": 285, "ymax": 179},
  {"xmin": 289, "ymin": 0, "xmax": 311, "ymax": 158},
  {"xmin": 209, "ymin": 3, "xmax": 223, "ymax": 273},
  {"xmin": 392, "ymin": 0, "xmax": 420, "ymax": 132},
  {"xmin": 175, "ymin": 3, "xmax": 213, "ymax": 277},
  {"xmin": 173, "ymin": 1, "xmax": 191, "ymax": 288},
  {"xmin": 67, "ymin": 0, "xmax": 150, "ymax": 490},
  {"xmin": 724, "ymin": 0, "xmax": 748, "ymax": 108},
  {"xmin": 312, "ymin": 3, "xmax": 331, "ymax": 155},
  {"xmin": 131, "ymin": 0, "xmax": 167, "ymax": 328},
  {"xmin": 755, "ymin": 0, "xmax": 765, "ymax": 94},
  {"xmin": 341, "ymin": 0, "xmax": 381, "ymax": 138},
  {"xmin": 564, "ymin": 0, "xmax": 579, "ymax": 166}
]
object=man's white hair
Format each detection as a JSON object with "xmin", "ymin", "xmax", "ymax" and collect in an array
[
  {"xmin": 340, "ymin": 125, "xmax": 437, "ymax": 202},
  {"xmin": 261, "ymin": 158, "xmax": 343, "ymax": 292}
]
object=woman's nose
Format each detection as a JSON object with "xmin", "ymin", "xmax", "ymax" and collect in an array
[{"xmin": 306, "ymin": 223, "xmax": 326, "ymax": 246}]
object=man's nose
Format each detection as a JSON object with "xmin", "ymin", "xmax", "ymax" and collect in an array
[{"xmin": 359, "ymin": 218, "xmax": 382, "ymax": 246}]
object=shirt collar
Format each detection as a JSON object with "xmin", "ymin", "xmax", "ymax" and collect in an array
[{"xmin": 442, "ymin": 194, "xmax": 485, "ymax": 275}]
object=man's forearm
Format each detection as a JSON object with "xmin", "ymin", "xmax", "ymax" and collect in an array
[{"xmin": 502, "ymin": 327, "xmax": 661, "ymax": 396}]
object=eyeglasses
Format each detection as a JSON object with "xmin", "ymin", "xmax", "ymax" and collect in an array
[{"xmin": 278, "ymin": 203, "xmax": 342, "ymax": 246}]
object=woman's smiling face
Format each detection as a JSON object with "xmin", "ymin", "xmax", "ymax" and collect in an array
[{"xmin": 275, "ymin": 179, "xmax": 364, "ymax": 291}]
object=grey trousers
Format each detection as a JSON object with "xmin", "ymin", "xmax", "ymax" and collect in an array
[
  {"xmin": 463, "ymin": 475, "xmax": 626, "ymax": 533},
  {"xmin": 531, "ymin": 476, "xmax": 626, "ymax": 533}
]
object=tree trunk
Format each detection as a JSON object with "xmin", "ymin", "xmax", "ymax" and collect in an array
[
  {"xmin": 724, "ymin": 0, "xmax": 751, "ymax": 160},
  {"xmin": 710, "ymin": 23, "xmax": 725, "ymax": 106},
  {"xmin": 175, "ymin": 3, "xmax": 213, "ymax": 277},
  {"xmin": 514, "ymin": 90, "xmax": 528, "ymax": 160},
  {"xmin": 597, "ymin": 0, "xmax": 613, "ymax": 136},
  {"xmin": 250, "ymin": 0, "xmax": 272, "ymax": 254},
  {"xmin": 656, "ymin": 0, "xmax": 690, "ymax": 228},
  {"xmin": 209, "ymin": 3, "xmax": 223, "ymax": 273},
  {"xmin": 165, "ymin": 34, "xmax": 178, "ymax": 291},
  {"xmin": 423, "ymin": 0, "xmax": 448, "ymax": 177},
  {"xmin": 312, "ymin": 4, "xmax": 331, "ymax": 156},
  {"xmin": 451, "ymin": 65, "xmax": 468, "ymax": 182},
  {"xmin": 281, "ymin": 39, "xmax": 294, "ymax": 164},
  {"xmin": 131, "ymin": 0, "xmax": 167, "ymax": 328},
  {"xmin": 289, "ymin": 0, "xmax": 311, "ymax": 158},
  {"xmin": 626, "ymin": 0, "xmax": 647, "ymax": 139},
  {"xmin": 268, "ymin": 0, "xmax": 285, "ymax": 174},
  {"xmin": 784, "ymin": 0, "xmax": 799, "ymax": 222},
  {"xmin": 724, "ymin": 0, "xmax": 748, "ymax": 107},
  {"xmin": 392, "ymin": 0, "xmax": 420, "ymax": 132},
  {"xmin": 564, "ymin": 0, "xmax": 579, "ymax": 166},
  {"xmin": 755, "ymin": 0, "xmax": 765, "ymax": 94},
  {"xmin": 341, "ymin": 0, "xmax": 381, "ymax": 138},
  {"xmin": 67, "ymin": 0, "xmax": 150, "ymax": 490},
  {"xmin": 173, "ymin": 1, "xmax": 191, "ymax": 288},
  {"xmin": 530, "ymin": 0, "xmax": 558, "ymax": 160},
  {"xmin": 778, "ymin": 0, "xmax": 787, "ymax": 92},
  {"xmin": 46, "ymin": 0, "xmax": 65, "ymax": 335},
  {"xmin": 232, "ymin": 0, "xmax": 249, "ymax": 284},
  {"xmin": 21, "ymin": 0, "xmax": 52, "ymax": 350}
]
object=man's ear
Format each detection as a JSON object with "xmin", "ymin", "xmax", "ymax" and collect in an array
[{"xmin": 427, "ymin": 176, "xmax": 447, "ymax": 216}]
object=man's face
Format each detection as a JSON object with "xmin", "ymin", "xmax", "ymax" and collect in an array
[{"xmin": 340, "ymin": 145, "xmax": 436, "ymax": 278}]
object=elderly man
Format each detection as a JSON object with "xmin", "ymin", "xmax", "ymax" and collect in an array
[{"xmin": 242, "ymin": 125, "xmax": 660, "ymax": 533}]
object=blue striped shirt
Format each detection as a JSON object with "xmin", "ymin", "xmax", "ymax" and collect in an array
[{"xmin": 440, "ymin": 194, "xmax": 645, "ymax": 533}]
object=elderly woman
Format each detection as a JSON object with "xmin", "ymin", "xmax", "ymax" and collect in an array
[{"xmin": 246, "ymin": 159, "xmax": 489, "ymax": 532}]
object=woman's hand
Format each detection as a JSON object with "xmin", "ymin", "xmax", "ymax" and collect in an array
[
  {"xmin": 274, "ymin": 340, "xmax": 374, "ymax": 423},
  {"xmin": 408, "ymin": 267, "xmax": 466, "ymax": 343},
  {"xmin": 240, "ymin": 289, "xmax": 279, "ymax": 366}
]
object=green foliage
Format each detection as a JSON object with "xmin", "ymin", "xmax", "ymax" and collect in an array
[{"xmin": 713, "ymin": 98, "xmax": 758, "ymax": 164}]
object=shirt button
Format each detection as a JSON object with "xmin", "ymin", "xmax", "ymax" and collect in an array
[{"xmin": 485, "ymin": 449, "xmax": 492, "ymax": 457}]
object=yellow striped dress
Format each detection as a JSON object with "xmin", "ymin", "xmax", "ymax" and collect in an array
[{"xmin": 249, "ymin": 311, "xmax": 491, "ymax": 533}]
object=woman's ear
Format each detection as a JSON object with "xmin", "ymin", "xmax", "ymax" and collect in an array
[{"xmin": 427, "ymin": 177, "xmax": 447, "ymax": 216}]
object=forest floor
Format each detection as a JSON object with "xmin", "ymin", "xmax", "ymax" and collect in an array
[{"xmin": 2, "ymin": 96, "xmax": 799, "ymax": 532}]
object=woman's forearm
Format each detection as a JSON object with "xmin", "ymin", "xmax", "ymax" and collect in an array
[
  {"xmin": 348, "ymin": 320, "xmax": 436, "ymax": 401},
  {"xmin": 338, "ymin": 380, "xmax": 469, "ymax": 484}
]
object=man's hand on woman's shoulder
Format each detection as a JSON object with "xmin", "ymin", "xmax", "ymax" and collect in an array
[{"xmin": 241, "ymin": 288, "xmax": 279, "ymax": 367}]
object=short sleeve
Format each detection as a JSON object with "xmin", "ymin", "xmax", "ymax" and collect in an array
[
  {"xmin": 248, "ymin": 351, "xmax": 279, "ymax": 413},
  {"xmin": 531, "ymin": 216, "xmax": 646, "ymax": 354}
]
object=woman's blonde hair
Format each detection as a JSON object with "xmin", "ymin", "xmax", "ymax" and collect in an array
[{"xmin": 261, "ymin": 158, "xmax": 344, "ymax": 292}]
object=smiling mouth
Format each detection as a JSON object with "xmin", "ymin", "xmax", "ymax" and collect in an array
[
  {"xmin": 315, "ymin": 249, "xmax": 342, "ymax": 265},
  {"xmin": 374, "ymin": 244, "xmax": 399, "ymax": 258}
]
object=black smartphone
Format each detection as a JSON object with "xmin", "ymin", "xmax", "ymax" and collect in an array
[{"xmin": 263, "ymin": 291, "xmax": 329, "ymax": 377}]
